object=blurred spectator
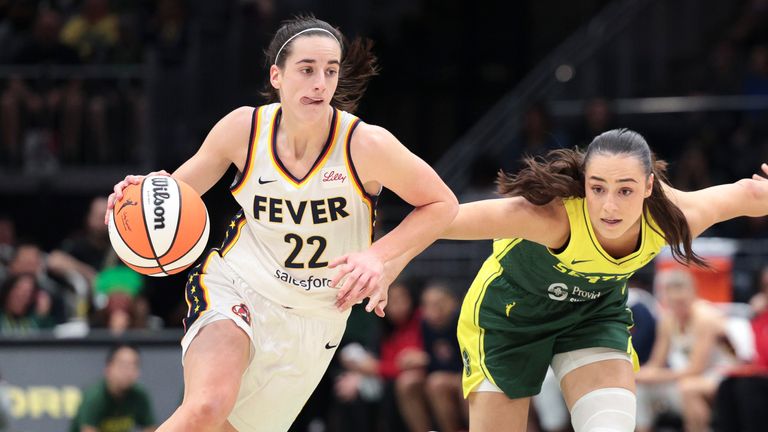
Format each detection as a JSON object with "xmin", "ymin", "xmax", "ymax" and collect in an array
[
  {"xmin": 0, "ymin": 214, "xmax": 15, "ymax": 272},
  {"xmin": 0, "ymin": 273, "xmax": 55, "ymax": 335},
  {"xmin": 383, "ymin": 281, "xmax": 430, "ymax": 432},
  {"xmin": 49, "ymin": 196, "xmax": 113, "ymax": 285},
  {"xmin": 572, "ymin": 98, "xmax": 615, "ymax": 149},
  {"xmin": 60, "ymin": 0, "xmax": 122, "ymax": 163},
  {"xmin": 1, "ymin": 8, "xmax": 82, "ymax": 167},
  {"xmin": 500, "ymin": 102, "xmax": 567, "ymax": 174},
  {"xmin": 628, "ymin": 285, "xmax": 659, "ymax": 365},
  {"xmin": 750, "ymin": 264, "xmax": 768, "ymax": 315},
  {"xmin": 713, "ymin": 265, "xmax": 768, "ymax": 432},
  {"xmin": 333, "ymin": 341, "xmax": 384, "ymax": 432},
  {"xmin": 336, "ymin": 281, "xmax": 429, "ymax": 432},
  {"xmin": 418, "ymin": 280, "xmax": 467, "ymax": 432},
  {"xmin": 635, "ymin": 269, "xmax": 738, "ymax": 432},
  {"xmin": 60, "ymin": 0, "xmax": 119, "ymax": 64},
  {"xmin": 328, "ymin": 302, "xmax": 383, "ymax": 432},
  {"xmin": 6, "ymin": 242, "xmax": 68, "ymax": 322},
  {"xmin": 89, "ymin": 265, "xmax": 151, "ymax": 335},
  {"xmin": 69, "ymin": 343, "xmax": 156, "ymax": 432}
]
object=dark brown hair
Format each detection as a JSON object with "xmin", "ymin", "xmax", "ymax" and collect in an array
[
  {"xmin": 261, "ymin": 15, "xmax": 379, "ymax": 113},
  {"xmin": 497, "ymin": 128, "xmax": 706, "ymax": 267}
]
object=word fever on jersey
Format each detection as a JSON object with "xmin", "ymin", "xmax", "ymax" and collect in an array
[{"xmin": 253, "ymin": 195, "xmax": 349, "ymax": 224}]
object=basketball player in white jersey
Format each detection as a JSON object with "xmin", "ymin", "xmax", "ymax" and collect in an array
[{"xmin": 105, "ymin": 16, "xmax": 458, "ymax": 431}]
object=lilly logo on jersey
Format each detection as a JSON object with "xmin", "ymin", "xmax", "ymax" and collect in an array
[{"xmin": 320, "ymin": 167, "xmax": 347, "ymax": 188}]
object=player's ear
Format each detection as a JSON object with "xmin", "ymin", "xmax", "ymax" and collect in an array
[
  {"xmin": 644, "ymin": 173, "xmax": 654, "ymax": 198},
  {"xmin": 270, "ymin": 65, "xmax": 282, "ymax": 90}
]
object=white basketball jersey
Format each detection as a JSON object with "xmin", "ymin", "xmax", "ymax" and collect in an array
[{"xmin": 219, "ymin": 103, "xmax": 375, "ymax": 318}]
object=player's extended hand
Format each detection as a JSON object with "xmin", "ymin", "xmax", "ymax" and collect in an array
[
  {"xmin": 752, "ymin": 163, "xmax": 768, "ymax": 181},
  {"xmin": 330, "ymin": 251, "xmax": 386, "ymax": 316},
  {"xmin": 104, "ymin": 170, "xmax": 170, "ymax": 225}
]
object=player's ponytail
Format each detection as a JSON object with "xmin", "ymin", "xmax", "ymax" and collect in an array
[
  {"xmin": 644, "ymin": 157, "xmax": 708, "ymax": 267},
  {"xmin": 262, "ymin": 15, "xmax": 379, "ymax": 113},
  {"xmin": 496, "ymin": 149, "xmax": 584, "ymax": 205}
]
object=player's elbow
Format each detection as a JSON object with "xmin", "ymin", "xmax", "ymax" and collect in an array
[
  {"xmin": 736, "ymin": 178, "xmax": 766, "ymax": 216},
  {"xmin": 445, "ymin": 192, "xmax": 459, "ymax": 220},
  {"xmin": 436, "ymin": 190, "xmax": 459, "ymax": 227}
]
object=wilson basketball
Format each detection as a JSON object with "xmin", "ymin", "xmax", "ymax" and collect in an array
[{"xmin": 108, "ymin": 175, "xmax": 210, "ymax": 277}]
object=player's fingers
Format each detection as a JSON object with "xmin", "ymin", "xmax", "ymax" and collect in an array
[
  {"xmin": 336, "ymin": 271, "xmax": 363, "ymax": 309},
  {"xmin": 762, "ymin": 163, "xmax": 768, "ymax": 175},
  {"xmin": 328, "ymin": 255, "xmax": 348, "ymax": 269},
  {"xmin": 336, "ymin": 265, "xmax": 360, "ymax": 299},
  {"xmin": 113, "ymin": 181, "xmax": 127, "ymax": 201},
  {"xmin": 104, "ymin": 194, "xmax": 115, "ymax": 225},
  {"xmin": 330, "ymin": 263, "xmax": 352, "ymax": 291},
  {"xmin": 365, "ymin": 289, "xmax": 382, "ymax": 313},
  {"xmin": 338, "ymin": 272, "xmax": 374, "ymax": 311},
  {"xmin": 374, "ymin": 301, "xmax": 387, "ymax": 317}
]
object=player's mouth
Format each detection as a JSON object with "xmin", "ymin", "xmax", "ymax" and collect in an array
[
  {"xmin": 601, "ymin": 218, "xmax": 622, "ymax": 226},
  {"xmin": 301, "ymin": 97, "xmax": 324, "ymax": 105}
]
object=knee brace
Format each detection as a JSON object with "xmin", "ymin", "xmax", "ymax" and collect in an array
[{"xmin": 570, "ymin": 387, "xmax": 636, "ymax": 432}]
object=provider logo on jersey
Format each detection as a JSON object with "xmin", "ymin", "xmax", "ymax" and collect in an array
[{"xmin": 547, "ymin": 282, "xmax": 602, "ymax": 302}]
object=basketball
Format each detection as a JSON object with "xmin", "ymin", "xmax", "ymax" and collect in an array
[{"xmin": 108, "ymin": 175, "xmax": 210, "ymax": 277}]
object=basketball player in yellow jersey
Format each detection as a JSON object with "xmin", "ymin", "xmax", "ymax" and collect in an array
[
  {"xmin": 105, "ymin": 16, "xmax": 458, "ymax": 432},
  {"xmin": 435, "ymin": 129, "xmax": 768, "ymax": 432}
]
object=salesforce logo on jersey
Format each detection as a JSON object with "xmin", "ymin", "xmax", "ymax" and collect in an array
[{"xmin": 274, "ymin": 269, "xmax": 332, "ymax": 290}]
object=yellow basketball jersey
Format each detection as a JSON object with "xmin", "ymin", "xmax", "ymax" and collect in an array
[{"xmin": 486, "ymin": 196, "xmax": 667, "ymax": 302}]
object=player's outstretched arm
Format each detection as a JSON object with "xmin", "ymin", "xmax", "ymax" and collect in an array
[
  {"xmin": 663, "ymin": 162, "xmax": 768, "ymax": 238},
  {"xmin": 331, "ymin": 124, "xmax": 458, "ymax": 315},
  {"xmin": 104, "ymin": 107, "xmax": 253, "ymax": 224},
  {"xmin": 441, "ymin": 197, "xmax": 570, "ymax": 247}
]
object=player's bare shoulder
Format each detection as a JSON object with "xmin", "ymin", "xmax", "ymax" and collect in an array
[
  {"xmin": 348, "ymin": 123, "xmax": 397, "ymax": 158},
  {"xmin": 205, "ymin": 106, "xmax": 258, "ymax": 171},
  {"xmin": 345, "ymin": 122, "xmax": 400, "ymax": 187}
]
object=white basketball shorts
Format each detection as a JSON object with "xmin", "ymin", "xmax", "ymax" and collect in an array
[{"xmin": 181, "ymin": 253, "xmax": 347, "ymax": 431}]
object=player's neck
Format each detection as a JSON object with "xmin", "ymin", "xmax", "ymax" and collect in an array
[{"xmin": 278, "ymin": 107, "xmax": 333, "ymax": 160}]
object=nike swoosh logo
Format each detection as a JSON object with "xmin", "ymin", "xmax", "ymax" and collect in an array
[
  {"xmin": 571, "ymin": 259, "xmax": 592, "ymax": 265},
  {"xmin": 258, "ymin": 177, "xmax": 277, "ymax": 185},
  {"xmin": 325, "ymin": 342, "xmax": 338, "ymax": 350}
]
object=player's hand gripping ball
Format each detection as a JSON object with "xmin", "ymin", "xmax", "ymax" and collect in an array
[{"xmin": 108, "ymin": 176, "xmax": 210, "ymax": 276}]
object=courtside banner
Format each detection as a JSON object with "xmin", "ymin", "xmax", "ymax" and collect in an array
[{"xmin": 0, "ymin": 332, "xmax": 183, "ymax": 432}]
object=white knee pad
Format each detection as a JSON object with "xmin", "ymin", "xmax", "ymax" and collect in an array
[{"xmin": 570, "ymin": 387, "xmax": 636, "ymax": 432}]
